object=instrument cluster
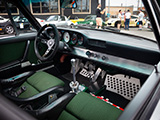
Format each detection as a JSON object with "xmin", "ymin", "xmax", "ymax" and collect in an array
[{"xmin": 58, "ymin": 30, "xmax": 84, "ymax": 46}]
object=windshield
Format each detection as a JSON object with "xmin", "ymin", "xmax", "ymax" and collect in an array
[
  {"xmin": 0, "ymin": 0, "xmax": 156, "ymax": 41},
  {"xmin": 85, "ymin": 15, "xmax": 96, "ymax": 21}
]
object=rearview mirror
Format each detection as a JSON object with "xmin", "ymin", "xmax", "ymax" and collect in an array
[{"xmin": 61, "ymin": 0, "xmax": 77, "ymax": 8}]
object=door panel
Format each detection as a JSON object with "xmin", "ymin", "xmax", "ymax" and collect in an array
[
  {"xmin": 0, "ymin": 33, "xmax": 38, "ymax": 78},
  {"xmin": 0, "ymin": 41, "xmax": 26, "ymax": 66}
]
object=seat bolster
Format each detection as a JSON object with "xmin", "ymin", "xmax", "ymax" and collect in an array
[
  {"xmin": 27, "ymin": 71, "xmax": 65, "ymax": 92},
  {"xmin": 35, "ymin": 93, "xmax": 76, "ymax": 120},
  {"xmin": 4, "ymin": 86, "xmax": 64, "ymax": 103},
  {"xmin": 1, "ymin": 71, "xmax": 35, "ymax": 87}
]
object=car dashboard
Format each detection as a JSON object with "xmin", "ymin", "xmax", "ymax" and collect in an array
[{"xmin": 57, "ymin": 28, "xmax": 160, "ymax": 76}]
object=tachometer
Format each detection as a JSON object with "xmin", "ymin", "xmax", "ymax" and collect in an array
[
  {"xmin": 63, "ymin": 32, "xmax": 70, "ymax": 43},
  {"xmin": 71, "ymin": 33, "xmax": 78, "ymax": 45}
]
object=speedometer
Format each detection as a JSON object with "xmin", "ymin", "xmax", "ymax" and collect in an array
[
  {"xmin": 63, "ymin": 32, "xmax": 70, "ymax": 43},
  {"xmin": 71, "ymin": 33, "xmax": 78, "ymax": 45}
]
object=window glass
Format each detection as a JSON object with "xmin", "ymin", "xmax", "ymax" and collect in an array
[
  {"xmin": 46, "ymin": 15, "xmax": 58, "ymax": 21},
  {"xmin": 131, "ymin": 16, "xmax": 138, "ymax": 19},
  {"xmin": 0, "ymin": 1, "xmax": 18, "ymax": 14},
  {"xmin": 74, "ymin": 0, "xmax": 90, "ymax": 13},
  {"xmin": 31, "ymin": 0, "xmax": 59, "ymax": 14},
  {"xmin": 0, "ymin": 2, "xmax": 36, "ymax": 35},
  {"xmin": 8, "ymin": 3, "xmax": 18, "ymax": 13},
  {"xmin": 61, "ymin": 16, "xmax": 65, "ymax": 21},
  {"xmin": 0, "ymin": 1, "xmax": 7, "ymax": 13},
  {"xmin": 32, "ymin": 1, "xmax": 40, "ymax": 13}
]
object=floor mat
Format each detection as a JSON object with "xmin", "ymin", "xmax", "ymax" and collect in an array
[{"xmin": 98, "ymin": 89, "xmax": 130, "ymax": 109}]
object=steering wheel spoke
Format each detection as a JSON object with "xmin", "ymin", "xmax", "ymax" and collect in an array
[
  {"xmin": 34, "ymin": 24, "xmax": 59, "ymax": 61},
  {"xmin": 42, "ymin": 48, "xmax": 51, "ymax": 57}
]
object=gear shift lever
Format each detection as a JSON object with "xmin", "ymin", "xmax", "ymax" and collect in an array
[
  {"xmin": 70, "ymin": 59, "xmax": 79, "ymax": 93},
  {"xmin": 71, "ymin": 59, "xmax": 76, "ymax": 82}
]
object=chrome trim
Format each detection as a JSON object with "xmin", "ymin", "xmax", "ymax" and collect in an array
[{"xmin": 72, "ymin": 47, "xmax": 154, "ymax": 75}]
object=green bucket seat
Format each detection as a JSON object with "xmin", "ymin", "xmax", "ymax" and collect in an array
[
  {"xmin": 3, "ymin": 71, "xmax": 65, "ymax": 103},
  {"xmin": 17, "ymin": 71, "xmax": 65, "ymax": 98},
  {"xmin": 35, "ymin": 92, "xmax": 123, "ymax": 120}
]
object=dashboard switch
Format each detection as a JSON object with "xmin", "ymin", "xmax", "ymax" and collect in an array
[
  {"xmin": 102, "ymin": 56, "xmax": 108, "ymax": 61},
  {"xmin": 86, "ymin": 51, "xmax": 91, "ymax": 57}
]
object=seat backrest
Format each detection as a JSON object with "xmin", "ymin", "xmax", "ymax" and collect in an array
[{"xmin": 58, "ymin": 92, "xmax": 123, "ymax": 120}]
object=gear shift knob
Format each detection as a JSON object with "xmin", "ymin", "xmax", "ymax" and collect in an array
[{"xmin": 71, "ymin": 59, "xmax": 76, "ymax": 67}]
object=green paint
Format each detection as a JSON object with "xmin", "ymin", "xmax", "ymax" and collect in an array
[{"xmin": 0, "ymin": 42, "xmax": 26, "ymax": 65}]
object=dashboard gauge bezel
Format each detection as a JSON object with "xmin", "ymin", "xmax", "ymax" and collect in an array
[
  {"xmin": 71, "ymin": 33, "xmax": 78, "ymax": 45},
  {"xmin": 63, "ymin": 32, "xmax": 70, "ymax": 43},
  {"xmin": 78, "ymin": 34, "xmax": 84, "ymax": 45}
]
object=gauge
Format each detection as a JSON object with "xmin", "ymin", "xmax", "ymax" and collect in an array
[
  {"xmin": 78, "ymin": 35, "xmax": 84, "ymax": 45},
  {"xmin": 71, "ymin": 33, "xmax": 78, "ymax": 45},
  {"xmin": 58, "ymin": 30, "xmax": 62, "ymax": 40},
  {"xmin": 63, "ymin": 32, "xmax": 70, "ymax": 43}
]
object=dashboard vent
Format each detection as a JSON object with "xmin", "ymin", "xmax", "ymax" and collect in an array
[{"xmin": 88, "ymin": 39, "xmax": 106, "ymax": 48}]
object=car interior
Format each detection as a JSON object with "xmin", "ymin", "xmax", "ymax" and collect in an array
[{"xmin": 0, "ymin": 0, "xmax": 160, "ymax": 120}]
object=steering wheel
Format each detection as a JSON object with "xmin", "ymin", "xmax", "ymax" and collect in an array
[{"xmin": 34, "ymin": 24, "xmax": 59, "ymax": 61}]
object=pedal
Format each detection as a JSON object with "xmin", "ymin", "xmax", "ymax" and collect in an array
[
  {"xmin": 79, "ymin": 68, "xmax": 94, "ymax": 78},
  {"xmin": 92, "ymin": 68, "xmax": 102, "ymax": 82}
]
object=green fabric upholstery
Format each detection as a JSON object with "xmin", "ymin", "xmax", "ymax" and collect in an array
[
  {"xmin": 58, "ymin": 92, "xmax": 122, "ymax": 120},
  {"xmin": 18, "ymin": 71, "xmax": 64, "ymax": 98},
  {"xmin": 58, "ymin": 110, "xmax": 78, "ymax": 120}
]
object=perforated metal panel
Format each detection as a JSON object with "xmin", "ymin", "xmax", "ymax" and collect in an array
[{"xmin": 104, "ymin": 74, "xmax": 141, "ymax": 100}]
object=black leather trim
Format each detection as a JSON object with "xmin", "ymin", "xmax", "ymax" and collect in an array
[
  {"xmin": 4, "ymin": 86, "xmax": 64, "ymax": 103},
  {"xmin": 1, "ymin": 71, "xmax": 34, "ymax": 85},
  {"xmin": 1, "ymin": 71, "xmax": 35, "ymax": 89},
  {"xmin": 0, "ymin": 60, "xmax": 20, "ymax": 72},
  {"xmin": 32, "ymin": 93, "xmax": 76, "ymax": 120}
]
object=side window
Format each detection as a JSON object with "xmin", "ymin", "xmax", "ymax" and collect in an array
[
  {"xmin": 131, "ymin": 16, "xmax": 138, "ymax": 19},
  {"xmin": 31, "ymin": 0, "xmax": 60, "ymax": 15},
  {"xmin": 61, "ymin": 16, "xmax": 65, "ymax": 21},
  {"xmin": 0, "ymin": 0, "xmax": 7, "ymax": 14},
  {"xmin": 73, "ymin": 0, "xmax": 91, "ymax": 14},
  {"xmin": 85, "ymin": 16, "xmax": 91, "ymax": 20},
  {"xmin": 0, "ymin": 1, "xmax": 36, "ymax": 35}
]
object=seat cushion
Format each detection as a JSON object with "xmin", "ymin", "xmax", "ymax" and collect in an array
[
  {"xmin": 18, "ymin": 71, "xmax": 64, "ymax": 98},
  {"xmin": 58, "ymin": 92, "xmax": 122, "ymax": 120}
]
